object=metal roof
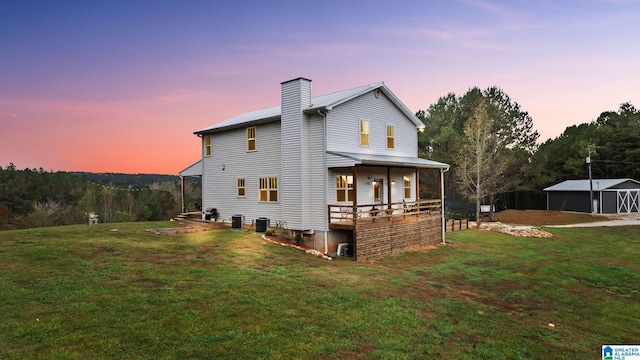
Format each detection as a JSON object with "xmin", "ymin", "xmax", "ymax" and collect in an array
[
  {"xmin": 179, "ymin": 160, "xmax": 202, "ymax": 177},
  {"xmin": 543, "ymin": 178, "xmax": 640, "ymax": 192},
  {"xmin": 195, "ymin": 82, "xmax": 424, "ymax": 134},
  {"xmin": 327, "ymin": 151, "xmax": 450, "ymax": 170}
]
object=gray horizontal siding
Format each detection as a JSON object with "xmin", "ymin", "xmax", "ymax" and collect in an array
[
  {"xmin": 305, "ymin": 113, "xmax": 327, "ymax": 231},
  {"xmin": 280, "ymin": 79, "xmax": 310, "ymax": 229},
  {"xmin": 203, "ymin": 121, "xmax": 282, "ymax": 225},
  {"xmin": 326, "ymin": 91, "xmax": 418, "ymax": 156},
  {"xmin": 201, "ymin": 82, "xmax": 422, "ymax": 233}
]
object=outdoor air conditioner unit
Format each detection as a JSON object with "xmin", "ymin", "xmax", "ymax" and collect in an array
[{"xmin": 231, "ymin": 214, "xmax": 244, "ymax": 229}]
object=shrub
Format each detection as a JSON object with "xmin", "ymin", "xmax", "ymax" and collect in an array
[
  {"xmin": 264, "ymin": 230, "xmax": 273, "ymax": 236},
  {"xmin": 273, "ymin": 220, "xmax": 288, "ymax": 238},
  {"xmin": 21, "ymin": 199, "xmax": 69, "ymax": 228}
]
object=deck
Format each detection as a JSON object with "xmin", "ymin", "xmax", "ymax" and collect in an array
[{"xmin": 328, "ymin": 199, "xmax": 442, "ymax": 230}]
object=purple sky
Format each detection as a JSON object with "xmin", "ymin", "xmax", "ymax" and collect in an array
[{"xmin": 1, "ymin": 0, "xmax": 639, "ymax": 174}]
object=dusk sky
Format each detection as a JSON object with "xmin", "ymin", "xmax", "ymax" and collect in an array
[{"xmin": 1, "ymin": 0, "xmax": 639, "ymax": 174}]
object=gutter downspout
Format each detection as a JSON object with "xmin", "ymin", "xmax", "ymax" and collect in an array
[
  {"xmin": 197, "ymin": 133, "xmax": 204, "ymax": 219},
  {"xmin": 440, "ymin": 166, "xmax": 450, "ymax": 244},
  {"xmin": 319, "ymin": 109, "xmax": 329, "ymax": 255}
]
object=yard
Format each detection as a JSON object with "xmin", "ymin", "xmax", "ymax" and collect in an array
[
  {"xmin": 492, "ymin": 209, "xmax": 610, "ymax": 225},
  {"xmin": 1, "ymin": 217, "xmax": 638, "ymax": 359}
]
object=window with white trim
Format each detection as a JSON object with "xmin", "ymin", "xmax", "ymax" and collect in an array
[
  {"xmin": 247, "ymin": 127, "xmax": 256, "ymax": 152},
  {"xmin": 237, "ymin": 178, "xmax": 245, "ymax": 197},
  {"xmin": 259, "ymin": 177, "xmax": 278, "ymax": 202},
  {"xmin": 386, "ymin": 124, "xmax": 395, "ymax": 149},
  {"xmin": 359, "ymin": 120, "xmax": 369, "ymax": 147},
  {"xmin": 204, "ymin": 135, "xmax": 212, "ymax": 156},
  {"xmin": 403, "ymin": 176, "xmax": 411, "ymax": 199},
  {"xmin": 336, "ymin": 175, "xmax": 354, "ymax": 202}
]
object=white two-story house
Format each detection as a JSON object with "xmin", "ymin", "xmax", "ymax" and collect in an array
[{"xmin": 181, "ymin": 78, "xmax": 449, "ymax": 261}]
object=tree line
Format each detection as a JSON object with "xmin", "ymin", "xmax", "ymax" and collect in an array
[
  {"xmin": 2, "ymin": 89, "xmax": 637, "ymax": 228},
  {"xmin": 0, "ymin": 165, "xmax": 201, "ymax": 230},
  {"xmin": 417, "ymin": 86, "xmax": 639, "ymax": 221}
]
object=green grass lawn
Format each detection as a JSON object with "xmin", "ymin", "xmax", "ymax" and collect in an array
[{"xmin": 1, "ymin": 222, "xmax": 639, "ymax": 359}]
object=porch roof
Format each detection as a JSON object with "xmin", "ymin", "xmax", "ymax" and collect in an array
[
  {"xmin": 179, "ymin": 159, "xmax": 202, "ymax": 177},
  {"xmin": 327, "ymin": 151, "xmax": 449, "ymax": 170}
]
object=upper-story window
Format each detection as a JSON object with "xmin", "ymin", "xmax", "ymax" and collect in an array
[
  {"xmin": 359, "ymin": 120, "xmax": 369, "ymax": 147},
  {"xmin": 403, "ymin": 176, "xmax": 411, "ymax": 199},
  {"xmin": 247, "ymin": 127, "xmax": 256, "ymax": 152},
  {"xmin": 204, "ymin": 135, "xmax": 212, "ymax": 156},
  {"xmin": 259, "ymin": 177, "xmax": 278, "ymax": 202},
  {"xmin": 386, "ymin": 124, "xmax": 395, "ymax": 149}
]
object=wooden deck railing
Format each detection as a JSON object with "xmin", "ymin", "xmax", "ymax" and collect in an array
[{"xmin": 328, "ymin": 199, "xmax": 441, "ymax": 228}]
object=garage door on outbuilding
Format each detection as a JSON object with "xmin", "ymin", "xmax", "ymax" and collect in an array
[{"xmin": 543, "ymin": 178, "xmax": 640, "ymax": 214}]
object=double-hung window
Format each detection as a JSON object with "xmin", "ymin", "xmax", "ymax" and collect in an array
[
  {"xmin": 336, "ymin": 175, "xmax": 354, "ymax": 202},
  {"xmin": 237, "ymin": 178, "xmax": 246, "ymax": 197},
  {"xmin": 204, "ymin": 135, "xmax": 212, "ymax": 156},
  {"xmin": 403, "ymin": 176, "xmax": 411, "ymax": 199},
  {"xmin": 259, "ymin": 177, "xmax": 278, "ymax": 202},
  {"xmin": 386, "ymin": 124, "xmax": 395, "ymax": 149},
  {"xmin": 359, "ymin": 120, "xmax": 369, "ymax": 147},
  {"xmin": 247, "ymin": 127, "xmax": 256, "ymax": 152}
]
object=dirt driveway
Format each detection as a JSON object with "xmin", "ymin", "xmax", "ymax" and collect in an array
[
  {"xmin": 547, "ymin": 213, "xmax": 640, "ymax": 228},
  {"xmin": 474, "ymin": 213, "xmax": 640, "ymax": 238}
]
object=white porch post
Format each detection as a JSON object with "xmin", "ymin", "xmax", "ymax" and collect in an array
[
  {"xmin": 387, "ymin": 167, "xmax": 392, "ymax": 212},
  {"xmin": 180, "ymin": 176, "xmax": 185, "ymax": 213}
]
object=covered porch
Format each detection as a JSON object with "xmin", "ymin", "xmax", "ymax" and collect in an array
[
  {"xmin": 325, "ymin": 151, "xmax": 449, "ymax": 261},
  {"xmin": 179, "ymin": 160, "xmax": 203, "ymax": 213},
  {"xmin": 326, "ymin": 151, "xmax": 449, "ymax": 229}
]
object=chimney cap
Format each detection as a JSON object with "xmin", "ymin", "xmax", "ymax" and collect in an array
[{"xmin": 281, "ymin": 77, "xmax": 312, "ymax": 85}]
